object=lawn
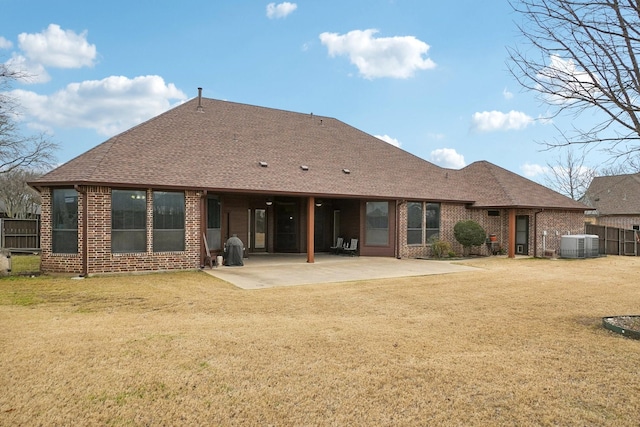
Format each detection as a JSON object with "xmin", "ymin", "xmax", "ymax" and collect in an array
[
  {"xmin": 1, "ymin": 256, "xmax": 639, "ymax": 425},
  {"xmin": 7, "ymin": 253, "xmax": 40, "ymax": 276}
]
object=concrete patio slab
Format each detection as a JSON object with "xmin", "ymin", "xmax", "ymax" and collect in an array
[{"xmin": 202, "ymin": 253, "xmax": 479, "ymax": 289}]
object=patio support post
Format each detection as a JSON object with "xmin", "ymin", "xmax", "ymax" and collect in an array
[
  {"xmin": 307, "ymin": 196, "xmax": 315, "ymax": 263},
  {"xmin": 508, "ymin": 208, "xmax": 516, "ymax": 258}
]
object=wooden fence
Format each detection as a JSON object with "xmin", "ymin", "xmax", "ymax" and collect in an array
[
  {"xmin": 585, "ymin": 223, "xmax": 639, "ymax": 256},
  {"xmin": 0, "ymin": 219, "xmax": 40, "ymax": 252}
]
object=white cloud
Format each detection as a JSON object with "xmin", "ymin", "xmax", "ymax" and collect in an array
[
  {"xmin": 266, "ymin": 2, "xmax": 297, "ymax": 19},
  {"xmin": 9, "ymin": 75, "xmax": 187, "ymax": 136},
  {"xmin": 375, "ymin": 134, "xmax": 401, "ymax": 147},
  {"xmin": 430, "ymin": 148, "xmax": 466, "ymax": 169},
  {"xmin": 319, "ymin": 29, "xmax": 436, "ymax": 79},
  {"xmin": 471, "ymin": 110, "xmax": 534, "ymax": 132},
  {"xmin": 0, "ymin": 36, "xmax": 13, "ymax": 49},
  {"xmin": 503, "ymin": 87, "xmax": 513, "ymax": 100},
  {"xmin": 18, "ymin": 24, "xmax": 96, "ymax": 69},
  {"xmin": 5, "ymin": 54, "xmax": 50, "ymax": 83},
  {"xmin": 538, "ymin": 55, "xmax": 598, "ymax": 104},
  {"xmin": 521, "ymin": 162, "xmax": 550, "ymax": 178},
  {"xmin": 427, "ymin": 132, "xmax": 445, "ymax": 140}
]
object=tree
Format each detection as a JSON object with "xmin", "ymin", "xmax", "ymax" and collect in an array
[
  {"xmin": 508, "ymin": 0, "xmax": 640, "ymax": 158},
  {"xmin": 1, "ymin": 63, "xmax": 57, "ymax": 174},
  {"xmin": 545, "ymin": 148, "xmax": 597, "ymax": 200},
  {"xmin": 453, "ymin": 220, "xmax": 486, "ymax": 256},
  {"xmin": 0, "ymin": 168, "xmax": 41, "ymax": 218}
]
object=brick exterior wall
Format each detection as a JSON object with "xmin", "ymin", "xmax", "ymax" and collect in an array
[
  {"xmin": 40, "ymin": 186, "xmax": 588, "ymax": 273},
  {"xmin": 397, "ymin": 202, "xmax": 585, "ymax": 258},
  {"xmin": 41, "ymin": 186, "xmax": 201, "ymax": 275}
]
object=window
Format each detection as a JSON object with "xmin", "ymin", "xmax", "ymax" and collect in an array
[
  {"xmin": 207, "ymin": 197, "xmax": 221, "ymax": 250},
  {"xmin": 52, "ymin": 189, "xmax": 78, "ymax": 253},
  {"xmin": 153, "ymin": 191, "xmax": 185, "ymax": 252},
  {"xmin": 488, "ymin": 210, "xmax": 500, "ymax": 217},
  {"xmin": 366, "ymin": 201, "xmax": 389, "ymax": 245},
  {"xmin": 112, "ymin": 190, "xmax": 147, "ymax": 253},
  {"xmin": 407, "ymin": 202, "xmax": 423, "ymax": 244},
  {"xmin": 406, "ymin": 202, "xmax": 441, "ymax": 244},
  {"xmin": 426, "ymin": 203, "xmax": 440, "ymax": 241}
]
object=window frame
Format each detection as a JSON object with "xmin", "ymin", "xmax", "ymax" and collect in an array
[
  {"xmin": 406, "ymin": 201, "xmax": 441, "ymax": 245},
  {"xmin": 51, "ymin": 188, "xmax": 79, "ymax": 254},
  {"xmin": 153, "ymin": 191, "xmax": 185, "ymax": 252},
  {"xmin": 111, "ymin": 189, "xmax": 147, "ymax": 253}
]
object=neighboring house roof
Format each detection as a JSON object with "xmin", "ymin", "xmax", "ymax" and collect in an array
[
  {"xmin": 31, "ymin": 97, "xmax": 586, "ymax": 210},
  {"xmin": 583, "ymin": 173, "xmax": 640, "ymax": 215}
]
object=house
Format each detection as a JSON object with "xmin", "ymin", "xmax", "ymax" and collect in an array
[
  {"xmin": 582, "ymin": 173, "xmax": 640, "ymax": 230},
  {"xmin": 29, "ymin": 91, "xmax": 587, "ymax": 275}
]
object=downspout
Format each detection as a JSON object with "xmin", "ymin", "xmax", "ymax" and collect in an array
[{"xmin": 74, "ymin": 185, "xmax": 88, "ymax": 277}]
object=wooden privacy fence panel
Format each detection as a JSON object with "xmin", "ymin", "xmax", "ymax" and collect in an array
[
  {"xmin": 585, "ymin": 223, "xmax": 639, "ymax": 256},
  {"xmin": 0, "ymin": 219, "xmax": 40, "ymax": 252}
]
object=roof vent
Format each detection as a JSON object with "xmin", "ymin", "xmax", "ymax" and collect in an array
[
  {"xmin": 342, "ymin": 168, "xmax": 351, "ymax": 174},
  {"xmin": 259, "ymin": 161, "xmax": 268, "ymax": 167},
  {"xmin": 197, "ymin": 87, "xmax": 204, "ymax": 113},
  {"xmin": 300, "ymin": 165, "xmax": 309, "ymax": 171}
]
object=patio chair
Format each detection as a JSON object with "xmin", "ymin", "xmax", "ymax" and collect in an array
[
  {"xmin": 330, "ymin": 237, "xmax": 344, "ymax": 254},
  {"xmin": 343, "ymin": 238, "xmax": 358, "ymax": 256}
]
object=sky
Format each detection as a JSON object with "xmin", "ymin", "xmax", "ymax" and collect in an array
[{"xmin": 0, "ymin": 0, "xmax": 608, "ymax": 184}]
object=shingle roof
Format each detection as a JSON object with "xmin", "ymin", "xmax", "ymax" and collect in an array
[
  {"xmin": 583, "ymin": 173, "xmax": 640, "ymax": 215},
  {"xmin": 458, "ymin": 161, "xmax": 587, "ymax": 209},
  {"xmin": 31, "ymin": 97, "xmax": 586, "ymax": 210}
]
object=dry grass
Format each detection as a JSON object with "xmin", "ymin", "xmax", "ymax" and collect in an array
[{"xmin": 1, "ymin": 256, "xmax": 640, "ymax": 426}]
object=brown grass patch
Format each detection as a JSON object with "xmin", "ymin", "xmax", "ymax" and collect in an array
[{"xmin": 1, "ymin": 257, "xmax": 640, "ymax": 425}]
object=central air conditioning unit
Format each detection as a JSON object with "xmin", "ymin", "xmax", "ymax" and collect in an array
[{"xmin": 560, "ymin": 234, "xmax": 600, "ymax": 259}]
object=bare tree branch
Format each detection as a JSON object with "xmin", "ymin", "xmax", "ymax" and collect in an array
[
  {"xmin": 0, "ymin": 62, "xmax": 58, "ymax": 175},
  {"xmin": 545, "ymin": 147, "xmax": 598, "ymax": 199},
  {"xmin": 0, "ymin": 168, "xmax": 42, "ymax": 218},
  {"xmin": 508, "ymin": 0, "xmax": 640, "ymax": 156}
]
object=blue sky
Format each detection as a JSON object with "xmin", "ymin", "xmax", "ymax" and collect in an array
[{"xmin": 0, "ymin": 0, "xmax": 603, "ymax": 182}]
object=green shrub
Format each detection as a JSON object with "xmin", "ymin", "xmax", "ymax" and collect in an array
[{"xmin": 453, "ymin": 220, "xmax": 486, "ymax": 256}]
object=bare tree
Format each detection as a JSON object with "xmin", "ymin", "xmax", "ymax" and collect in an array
[
  {"xmin": 508, "ymin": 0, "xmax": 640, "ymax": 157},
  {"xmin": 0, "ymin": 168, "xmax": 42, "ymax": 218},
  {"xmin": 0, "ymin": 62, "xmax": 57, "ymax": 174},
  {"xmin": 599, "ymin": 153, "xmax": 640, "ymax": 174},
  {"xmin": 545, "ymin": 148, "xmax": 597, "ymax": 200}
]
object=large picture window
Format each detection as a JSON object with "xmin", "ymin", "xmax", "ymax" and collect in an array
[
  {"xmin": 52, "ymin": 189, "xmax": 78, "ymax": 253},
  {"xmin": 406, "ymin": 202, "xmax": 440, "ymax": 244},
  {"xmin": 207, "ymin": 197, "xmax": 221, "ymax": 250},
  {"xmin": 112, "ymin": 190, "xmax": 147, "ymax": 253},
  {"xmin": 366, "ymin": 201, "xmax": 389, "ymax": 246},
  {"xmin": 153, "ymin": 191, "xmax": 185, "ymax": 252}
]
